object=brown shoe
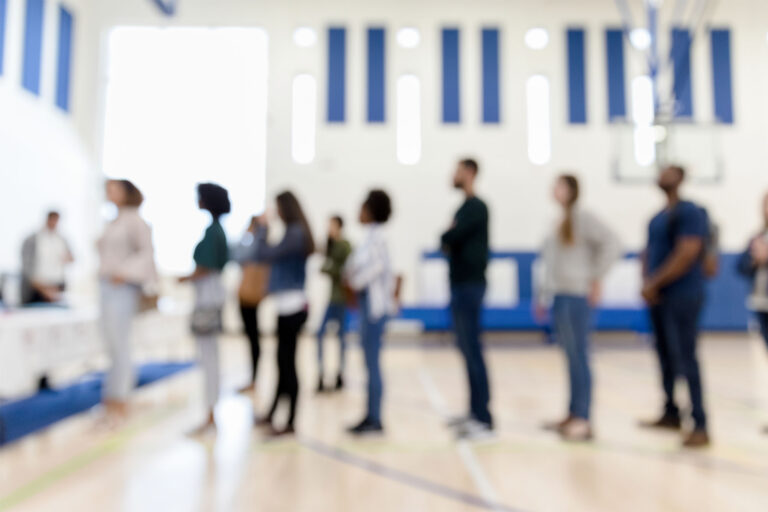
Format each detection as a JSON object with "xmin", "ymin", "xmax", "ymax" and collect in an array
[
  {"xmin": 560, "ymin": 418, "xmax": 593, "ymax": 442},
  {"xmin": 266, "ymin": 425, "xmax": 296, "ymax": 438},
  {"xmin": 542, "ymin": 415, "xmax": 575, "ymax": 433},
  {"xmin": 682, "ymin": 429, "xmax": 710, "ymax": 448},
  {"xmin": 638, "ymin": 415, "xmax": 682, "ymax": 431}
]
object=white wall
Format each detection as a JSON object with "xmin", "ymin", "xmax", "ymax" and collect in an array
[
  {"xmin": 8, "ymin": 0, "xmax": 768, "ymax": 311},
  {"xmin": 0, "ymin": 0, "xmax": 100, "ymax": 290}
]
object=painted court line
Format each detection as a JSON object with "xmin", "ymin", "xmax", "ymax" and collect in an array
[
  {"xmin": 418, "ymin": 368, "xmax": 507, "ymax": 512},
  {"xmin": 300, "ymin": 437, "xmax": 526, "ymax": 512}
]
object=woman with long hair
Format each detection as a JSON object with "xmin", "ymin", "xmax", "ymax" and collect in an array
[
  {"xmin": 537, "ymin": 174, "xmax": 621, "ymax": 441},
  {"xmin": 97, "ymin": 179, "xmax": 157, "ymax": 422},
  {"xmin": 254, "ymin": 191, "xmax": 314, "ymax": 436},
  {"xmin": 345, "ymin": 190, "xmax": 395, "ymax": 435},
  {"xmin": 180, "ymin": 183, "xmax": 230, "ymax": 433}
]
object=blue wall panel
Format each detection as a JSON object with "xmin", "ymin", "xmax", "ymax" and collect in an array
[
  {"xmin": 0, "ymin": 0, "xmax": 7, "ymax": 75},
  {"xmin": 55, "ymin": 6, "xmax": 74, "ymax": 112},
  {"xmin": 414, "ymin": 251, "xmax": 750, "ymax": 332},
  {"xmin": 605, "ymin": 29, "xmax": 627, "ymax": 121},
  {"xmin": 481, "ymin": 28, "xmax": 500, "ymax": 124},
  {"xmin": 367, "ymin": 27, "xmax": 386, "ymax": 123},
  {"xmin": 327, "ymin": 27, "xmax": 346, "ymax": 123},
  {"xmin": 566, "ymin": 28, "xmax": 587, "ymax": 124},
  {"xmin": 671, "ymin": 28, "xmax": 694, "ymax": 119},
  {"xmin": 442, "ymin": 28, "xmax": 460, "ymax": 123},
  {"xmin": 710, "ymin": 29, "xmax": 734, "ymax": 124},
  {"xmin": 22, "ymin": 0, "xmax": 45, "ymax": 95}
]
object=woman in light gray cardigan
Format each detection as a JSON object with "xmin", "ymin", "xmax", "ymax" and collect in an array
[{"xmin": 537, "ymin": 175, "xmax": 621, "ymax": 441}]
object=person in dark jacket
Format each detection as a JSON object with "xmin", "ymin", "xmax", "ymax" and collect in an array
[
  {"xmin": 254, "ymin": 191, "xmax": 315, "ymax": 437},
  {"xmin": 440, "ymin": 158, "xmax": 493, "ymax": 441}
]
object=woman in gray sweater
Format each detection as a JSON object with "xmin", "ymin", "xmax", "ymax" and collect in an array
[{"xmin": 537, "ymin": 175, "xmax": 621, "ymax": 441}]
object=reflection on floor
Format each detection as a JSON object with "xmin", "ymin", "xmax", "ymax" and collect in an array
[{"xmin": 1, "ymin": 333, "xmax": 767, "ymax": 512}]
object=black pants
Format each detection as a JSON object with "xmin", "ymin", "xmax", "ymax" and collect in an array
[
  {"xmin": 649, "ymin": 293, "xmax": 707, "ymax": 429},
  {"xmin": 267, "ymin": 310, "xmax": 308, "ymax": 428},
  {"xmin": 239, "ymin": 303, "xmax": 261, "ymax": 384}
]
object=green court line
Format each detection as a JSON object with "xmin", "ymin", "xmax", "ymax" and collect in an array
[{"xmin": 0, "ymin": 407, "xmax": 181, "ymax": 511}]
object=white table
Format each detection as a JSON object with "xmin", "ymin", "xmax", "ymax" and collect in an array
[{"xmin": 0, "ymin": 306, "xmax": 189, "ymax": 399}]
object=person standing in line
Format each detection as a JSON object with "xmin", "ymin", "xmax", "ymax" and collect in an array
[
  {"xmin": 253, "ymin": 191, "xmax": 314, "ymax": 437},
  {"xmin": 180, "ymin": 183, "xmax": 230, "ymax": 433},
  {"xmin": 440, "ymin": 158, "xmax": 494, "ymax": 440},
  {"xmin": 20, "ymin": 211, "xmax": 74, "ymax": 305},
  {"xmin": 316, "ymin": 215, "xmax": 352, "ymax": 393},
  {"xmin": 345, "ymin": 190, "xmax": 395, "ymax": 435},
  {"xmin": 536, "ymin": 175, "xmax": 622, "ymax": 441},
  {"xmin": 736, "ymin": 192, "xmax": 768, "ymax": 435},
  {"xmin": 97, "ymin": 180, "xmax": 157, "ymax": 423},
  {"xmin": 235, "ymin": 216, "xmax": 270, "ymax": 395},
  {"xmin": 640, "ymin": 165, "xmax": 711, "ymax": 448}
]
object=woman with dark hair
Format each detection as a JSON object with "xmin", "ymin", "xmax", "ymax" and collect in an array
[
  {"xmin": 254, "ymin": 191, "xmax": 314, "ymax": 436},
  {"xmin": 316, "ymin": 215, "xmax": 352, "ymax": 392},
  {"xmin": 344, "ymin": 190, "xmax": 395, "ymax": 435},
  {"xmin": 180, "ymin": 183, "xmax": 230, "ymax": 433},
  {"xmin": 98, "ymin": 179, "xmax": 157, "ymax": 422},
  {"xmin": 536, "ymin": 174, "xmax": 621, "ymax": 441}
]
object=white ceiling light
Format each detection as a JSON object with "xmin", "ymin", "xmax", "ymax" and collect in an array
[
  {"xmin": 524, "ymin": 28, "xmax": 549, "ymax": 50},
  {"xmin": 630, "ymin": 28, "xmax": 652, "ymax": 50},
  {"xmin": 397, "ymin": 27, "xmax": 420, "ymax": 48},
  {"xmin": 293, "ymin": 27, "xmax": 317, "ymax": 48}
]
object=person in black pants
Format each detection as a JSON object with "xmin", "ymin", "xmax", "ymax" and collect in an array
[
  {"xmin": 441, "ymin": 158, "xmax": 494, "ymax": 441},
  {"xmin": 253, "ymin": 191, "xmax": 314, "ymax": 437},
  {"xmin": 640, "ymin": 165, "xmax": 711, "ymax": 448},
  {"xmin": 236, "ymin": 217, "xmax": 269, "ymax": 394},
  {"xmin": 239, "ymin": 303, "xmax": 260, "ymax": 389}
]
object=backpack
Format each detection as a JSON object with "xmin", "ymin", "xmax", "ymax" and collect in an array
[{"xmin": 668, "ymin": 203, "xmax": 720, "ymax": 279}]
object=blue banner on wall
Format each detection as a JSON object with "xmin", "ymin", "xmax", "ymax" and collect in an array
[
  {"xmin": 442, "ymin": 28, "xmax": 461, "ymax": 123},
  {"xmin": 367, "ymin": 27, "xmax": 386, "ymax": 123},
  {"xmin": 481, "ymin": 28, "xmax": 500, "ymax": 124},
  {"xmin": 55, "ymin": 6, "xmax": 74, "ymax": 112},
  {"xmin": 710, "ymin": 28, "xmax": 734, "ymax": 124},
  {"xmin": 605, "ymin": 29, "xmax": 626, "ymax": 121},
  {"xmin": 671, "ymin": 27, "xmax": 694, "ymax": 119},
  {"xmin": 22, "ymin": 0, "xmax": 45, "ymax": 95},
  {"xmin": 327, "ymin": 27, "xmax": 346, "ymax": 123},
  {"xmin": 0, "ymin": 0, "xmax": 7, "ymax": 76},
  {"xmin": 566, "ymin": 28, "xmax": 587, "ymax": 124}
]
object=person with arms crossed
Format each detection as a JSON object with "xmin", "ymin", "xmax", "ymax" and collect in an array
[{"xmin": 441, "ymin": 158, "xmax": 493, "ymax": 440}]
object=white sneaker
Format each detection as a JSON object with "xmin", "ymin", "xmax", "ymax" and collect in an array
[
  {"xmin": 560, "ymin": 418, "xmax": 593, "ymax": 442},
  {"xmin": 446, "ymin": 415, "xmax": 473, "ymax": 428},
  {"xmin": 455, "ymin": 420, "xmax": 495, "ymax": 442}
]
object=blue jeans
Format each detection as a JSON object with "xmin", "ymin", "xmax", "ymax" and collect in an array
[
  {"xmin": 450, "ymin": 283, "xmax": 492, "ymax": 426},
  {"xmin": 649, "ymin": 293, "xmax": 707, "ymax": 429},
  {"xmin": 317, "ymin": 302, "xmax": 348, "ymax": 372},
  {"xmin": 756, "ymin": 312, "xmax": 768, "ymax": 351},
  {"xmin": 359, "ymin": 292, "xmax": 386, "ymax": 424},
  {"xmin": 552, "ymin": 295, "xmax": 592, "ymax": 420}
]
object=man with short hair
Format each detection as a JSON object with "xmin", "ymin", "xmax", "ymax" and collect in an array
[
  {"xmin": 441, "ymin": 158, "xmax": 493, "ymax": 440},
  {"xmin": 641, "ymin": 165, "xmax": 710, "ymax": 448},
  {"xmin": 21, "ymin": 211, "xmax": 74, "ymax": 305}
]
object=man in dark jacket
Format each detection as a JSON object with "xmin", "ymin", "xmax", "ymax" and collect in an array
[{"xmin": 441, "ymin": 158, "xmax": 493, "ymax": 440}]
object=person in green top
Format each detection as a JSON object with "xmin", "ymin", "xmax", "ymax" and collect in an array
[
  {"xmin": 316, "ymin": 215, "xmax": 352, "ymax": 392},
  {"xmin": 180, "ymin": 183, "xmax": 230, "ymax": 434}
]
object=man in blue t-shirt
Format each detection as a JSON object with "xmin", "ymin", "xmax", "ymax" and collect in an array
[{"xmin": 640, "ymin": 165, "xmax": 710, "ymax": 448}]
